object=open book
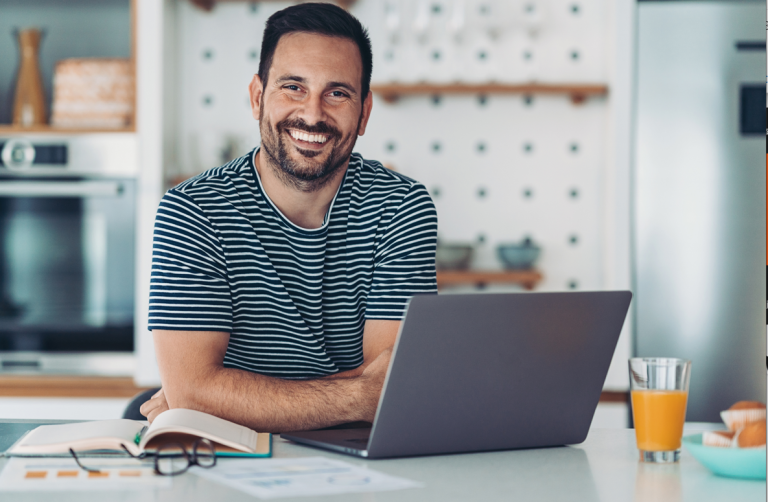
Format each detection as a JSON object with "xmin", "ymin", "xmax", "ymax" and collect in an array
[{"xmin": 5, "ymin": 409, "xmax": 271, "ymax": 458}]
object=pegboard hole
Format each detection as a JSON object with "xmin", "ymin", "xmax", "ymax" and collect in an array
[
  {"xmin": 385, "ymin": 141, "xmax": 397, "ymax": 152},
  {"xmin": 479, "ymin": 3, "xmax": 490, "ymax": 15},
  {"xmin": 477, "ymin": 94, "xmax": 488, "ymax": 106},
  {"xmin": 432, "ymin": 3, "xmax": 442, "ymax": 14},
  {"xmin": 202, "ymin": 95, "xmax": 214, "ymax": 106},
  {"xmin": 432, "ymin": 50, "xmax": 441, "ymax": 61},
  {"xmin": 571, "ymin": 4, "xmax": 580, "ymax": 14},
  {"xmin": 570, "ymin": 142, "xmax": 579, "ymax": 153},
  {"xmin": 249, "ymin": 49, "xmax": 259, "ymax": 60},
  {"xmin": 523, "ymin": 142, "xmax": 533, "ymax": 153},
  {"xmin": 523, "ymin": 51, "xmax": 533, "ymax": 61},
  {"xmin": 249, "ymin": 2, "xmax": 258, "ymax": 13},
  {"xmin": 431, "ymin": 94, "xmax": 442, "ymax": 106},
  {"xmin": 523, "ymin": 95, "xmax": 534, "ymax": 106},
  {"xmin": 571, "ymin": 50, "xmax": 580, "ymax": 61},
  {"xmin": 569, "ymin": 188, "xmax": 579, "ymax": 199},
  {"xmin": 477, "ymin": 233, "xmax": 486, "ymax": 243},
  {"xmin": 569, "ymin": 234, "xmax": 579, "ymax": 245},
  {"xmin": 476, "ymin": 142, "xmax": 486, "ymax": 153},
  {"xmin": 385, "ymin": 50, "xmax": 395, "ymax": 61},
  {"xmin": 523, "ymin": 188, "xmax": 534, "ymax": 199},
  {"xmin": 478, "ymin": 51, "xmax": 488, "ymax": 61},
  {"xmin": 202, "ymin": 49, "xmax": 214, "ymax": 60},
  {"xmin": 431, "ymin": 186, "xmax": 441, "ymax": 198},
  {"xmin": 477, "ymin": 187, "xmax": 488, "ymax": 199},
  {"xmin": 525, "ymin": 3, "xmax": 535, "ymax": 14},
  {"xmin": 568, "ymin": 280, "xmax": 579, "ymax": 290},
  {"xmin": 431, "ymin": 141, "xmax": 442, "ymax": 153}
]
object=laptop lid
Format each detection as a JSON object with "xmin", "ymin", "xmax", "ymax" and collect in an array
[{"xmin": 364, "ymin": 290, "xmax": 632, "ymax": 458}]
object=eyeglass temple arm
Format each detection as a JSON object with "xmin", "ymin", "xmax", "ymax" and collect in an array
[
  {"xmin": 69, "ymin": 448, "xmax": 101, "ymax": 473},
  {"xmin": 120, "ymin": 443, "xmax": 146, "ymax": 458}
]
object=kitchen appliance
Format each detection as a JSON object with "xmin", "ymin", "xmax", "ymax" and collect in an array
[
  {"xmin": 0, "ymin": 136, "xmax": 136, "ymax": 375},
  {"xmin": 634, "ymin": 1, "xmax": 765, "ymax": 421}
]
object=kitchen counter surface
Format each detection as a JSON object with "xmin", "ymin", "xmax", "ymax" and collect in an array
[{"xmin": 0, "ymin": 420, "xmax": 763, "ymax": 501}]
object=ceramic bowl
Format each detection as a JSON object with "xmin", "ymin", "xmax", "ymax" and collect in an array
[
  {"xmin": 497, "ymin": 243, "xmax": 541, "ymax": 270},
  {"xmin": 682, "ymin": 434, "xmax": 766, "ymax": 480},
  {"xmin": 435, "ymin": 243, "xmax": 473, "ymax": 270}
]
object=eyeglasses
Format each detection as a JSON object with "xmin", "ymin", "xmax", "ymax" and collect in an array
[{"xmin": 69, "ymin": 438, "xmax": 217, "ymax": 476}]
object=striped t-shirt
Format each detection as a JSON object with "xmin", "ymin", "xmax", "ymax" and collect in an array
[{"xmin": 148, "ymin": 149, "xmax": 438, "ymax": 379}]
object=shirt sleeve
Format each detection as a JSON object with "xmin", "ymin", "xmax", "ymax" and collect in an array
[
  {"xmin": 365, "ymin": 183, "xmax": 438, "ymax": 320},
  {"xmin": 148, "ymin": 189, "xmax": 233, "ymax": 332}
]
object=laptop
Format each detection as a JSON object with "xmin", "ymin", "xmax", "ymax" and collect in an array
[{"xmin": 281, "ymin": 291, "xmax": 632, "ymax": 459}]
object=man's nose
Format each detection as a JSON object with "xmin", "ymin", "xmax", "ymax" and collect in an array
[{"xmin": 296, "ymin": 92, "xmax": 326, "ymax": 126}]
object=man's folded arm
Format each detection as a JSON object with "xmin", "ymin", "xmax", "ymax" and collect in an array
[{"xmin": 150, "ymin": 319, "xmax": 398, "ymax": 432}]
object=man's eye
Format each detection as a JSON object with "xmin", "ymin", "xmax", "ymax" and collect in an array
[
  {"xmin": 330, "ymin": 91, "xmax": 348, "ymax": 98},
  {"xmin": 285, "ymin": 85, "xmax": 301, "ymax": 91}
]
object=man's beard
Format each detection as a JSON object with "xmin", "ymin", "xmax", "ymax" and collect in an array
[{"xmin": 259, "ymin": 111, "xmax": 359, "ymax": 193}]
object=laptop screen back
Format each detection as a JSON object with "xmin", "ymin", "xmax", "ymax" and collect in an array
[{"xmin": 366, "ymin": 291, "xmax": 632, "ymax": 458}]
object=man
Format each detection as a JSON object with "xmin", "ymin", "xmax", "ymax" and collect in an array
[{"xmin": 140, "ymin": 3, "xmax": 437, "ymax": 432}]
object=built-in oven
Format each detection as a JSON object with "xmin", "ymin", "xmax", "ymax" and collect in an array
[{"xmin": 0, "ymin": 137, "xmax": 137, "ymax": 375}]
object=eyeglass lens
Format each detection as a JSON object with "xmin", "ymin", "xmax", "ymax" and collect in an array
[
  {"xmin": 155, "ymin": 443, "xmax": 190, "ymax": 476},
  {"xmin": 193, "ymin": 438, "xmax": 216, "ymax": 468}
]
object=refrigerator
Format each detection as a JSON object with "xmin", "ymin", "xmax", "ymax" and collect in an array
[{"xmin": 634, "ymin": 0, "xmax": 766, "ymax": 422}]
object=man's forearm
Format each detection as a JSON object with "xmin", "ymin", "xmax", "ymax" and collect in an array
[{"xmin": 163, "ymin": 366, "xmax": 371, "ymax": 432}]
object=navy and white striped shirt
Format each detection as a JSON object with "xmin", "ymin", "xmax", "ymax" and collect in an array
[{"xmin": 148, "ymin": 149, "xmax": 438, "ymax": 379}]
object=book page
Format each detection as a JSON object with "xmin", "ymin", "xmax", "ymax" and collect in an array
[
  {"xmin": 8, "ymin": 420, "xmax": 144, "ymax": 455},
  {"xmin": 141, "ymin": 409, "xmax": 259, "ymax": 453}
]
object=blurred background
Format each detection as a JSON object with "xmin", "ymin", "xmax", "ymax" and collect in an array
[{"xmin": 0, "ymin": 0, "xmax": 763, "ymax": 429}]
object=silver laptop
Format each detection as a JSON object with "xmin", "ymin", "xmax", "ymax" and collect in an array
[{"xmin": 281, "ymin": 291, "xmax": 632, "ymax": 459}]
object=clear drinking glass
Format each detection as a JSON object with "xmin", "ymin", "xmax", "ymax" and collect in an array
[{"xmin": 629, "ymin": 358, "xmax": 692, "ymax": 463}]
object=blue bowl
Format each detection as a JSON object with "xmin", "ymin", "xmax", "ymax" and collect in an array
[
  {"xmin": 682, "ymin": 434, "xmax": 766, "ymax": 480},
  {"xmin": 497, "ymin": 243, "xmax": 541, "ymax": 270}
]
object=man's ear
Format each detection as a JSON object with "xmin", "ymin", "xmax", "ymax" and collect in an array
[
  {"xmin": 248, "ymin": 74, "xmax": 264, "ymax": 120},
  {"xmin": 357, "ymin": 91, "xmax": 373, "ymax": 136}
]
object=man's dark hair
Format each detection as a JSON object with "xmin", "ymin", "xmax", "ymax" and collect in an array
[{"xmin": 258, "ymin": 3, "xmax": 373, "ymax": 99}]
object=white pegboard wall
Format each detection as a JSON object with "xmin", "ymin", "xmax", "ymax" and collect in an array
[
  {"xmin": 357, "ymin": 0, "xmax": 607, "ymax": 84},
  {"xmin": 355, "ymin": 92, "xmax": 606, "ymax": 292},
  {"xmin": 170, "ymin": 0, "xmax": 611, "ymax": 292}
]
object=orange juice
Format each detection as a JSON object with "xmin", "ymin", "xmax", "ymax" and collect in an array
[{"xmin": 631, "ymin": 390, "xmax": 688, "ymax": 451}]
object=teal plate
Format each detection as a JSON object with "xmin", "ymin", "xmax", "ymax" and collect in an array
[{"xmin": 682, "ymin": 434, "xmax": 766, "ymax": 480}]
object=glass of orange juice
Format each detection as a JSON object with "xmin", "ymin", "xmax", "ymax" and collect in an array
[{"xmin": 629, "ymin": 358, "xmax": 692, "ymax": 463}]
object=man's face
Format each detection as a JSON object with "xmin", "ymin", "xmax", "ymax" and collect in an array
[{"xmin": 250, "ymin": 32, "xmax": 372, "ymax": 192}]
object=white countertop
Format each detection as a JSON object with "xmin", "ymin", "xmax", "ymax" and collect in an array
[{"xmin": 0, "ymin": 422, "xmax": 764, "ymax": 501}]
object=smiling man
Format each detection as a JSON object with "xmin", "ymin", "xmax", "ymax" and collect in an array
[{"xmin": 141, "ymin": 3, "xmax": 437, "ymax": 432}]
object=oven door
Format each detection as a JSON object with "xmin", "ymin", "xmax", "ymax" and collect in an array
[{"xmin": 0, "ymin": 178, "xmax": 135, "ymax": 360}]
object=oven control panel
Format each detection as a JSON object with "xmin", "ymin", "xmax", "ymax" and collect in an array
[{"xmin": 0, "ymin": 134, "xmax": 137, "ymax": 177}]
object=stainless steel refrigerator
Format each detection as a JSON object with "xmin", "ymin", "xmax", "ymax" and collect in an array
[{"xmin": 634, "ymin": 0, "xmax": 766, "ymax": 422}]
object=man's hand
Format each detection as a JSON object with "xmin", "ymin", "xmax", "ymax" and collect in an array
[
  {"xmin": 358, "ymin": 348, "xmax": 392, "ymax": 422},
  {"xmin": 140, "ymin": 388, "xmax": 169, "ymax": 423}
]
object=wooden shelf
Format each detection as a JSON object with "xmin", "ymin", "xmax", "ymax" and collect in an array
[
  {"xmin": 189, "ymin": 0, "xmax": 356, "ymax": 11},
  {"xmin": 0, "ymin": 125, "xmax": 135, "ymax": 136},
  {"xmin": 437, "ymin": 270, "xmax": 543, "ymax": 291},
  {"xmin": 371, "ymin": 83, "xmax": 608, "ymax": 104},
  {"xmin": 0, "ymin": 376, "xmax": 151, "ymax": 398}
]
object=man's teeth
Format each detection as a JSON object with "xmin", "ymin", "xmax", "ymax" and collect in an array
[{"xmin": 289, "ymin": 130, "xmax": 328, "ymax": 144}]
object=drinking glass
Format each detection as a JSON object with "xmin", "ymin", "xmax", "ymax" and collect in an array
[{"xmin": 629, "ymin": 358, "xmax": 692, "ymax": 463}]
